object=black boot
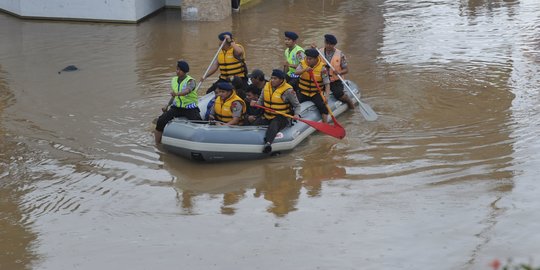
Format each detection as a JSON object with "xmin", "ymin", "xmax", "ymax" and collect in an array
[{"xmin": 262, "ymin": 142, "xmax": 272, "ymax": 153}]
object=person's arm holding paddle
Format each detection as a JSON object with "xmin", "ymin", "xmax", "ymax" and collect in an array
[
  {"xmin": 294, "ymin": 65, "xmax": 312, "ymax": 76},
  {"xmin": 223, "ymin": 34, "xmax": 244, "ymax": 60}
]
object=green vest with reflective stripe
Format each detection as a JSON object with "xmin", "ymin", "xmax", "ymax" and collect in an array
[
  {"xmin": 284, "ymin": 45, "xmax": 305, "ymax": 77},
  {"xmin": 171, "ymin": 75, "xmax": 198, "ymax": 108}
]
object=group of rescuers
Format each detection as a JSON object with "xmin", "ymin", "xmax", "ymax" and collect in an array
[{"xmin": 154, "ymin": 31, "xmax": 355, "ymax": 153}]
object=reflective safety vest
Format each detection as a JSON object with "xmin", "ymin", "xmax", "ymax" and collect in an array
[
  {"xmin": 214, "ymin": 91, "xmax": 246, "ymax": 122},
  {"xmin": 218, "ymin": 44, "xmax": 247, "ymax": 80},
  {"xmin": 298, "ymin": 58, "xmax": 325, "ymax": 97},
  {"xmin": 262, "ymin": 81, "xmax": 293, "ymax": 120},
  {"xmin": 326, "ymin": 48, "xmax": 344, "ymax": 82},
  {"xmin": 284, "ymin": 45, "xmax": 304, "ymax": 78},
  {"xmin": 171, "ymin": 75, "xmax": 198, "ymax": 109}
]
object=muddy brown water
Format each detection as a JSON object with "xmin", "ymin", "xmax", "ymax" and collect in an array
[{"xmin": 1, "ymin": 0, "xmax": 539, "ymax": 269}]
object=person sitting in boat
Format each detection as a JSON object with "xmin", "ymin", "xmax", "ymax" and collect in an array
[
  {"xmin": 231, "ymin": 75, "xmax": 247, "ymax": 100},
  {"xmin": 155, "ymin": 60, "xmax": 202, "ymax": 144},
  {"xmin": 248, "ymin": 69, "xmax": 267, "ymax": 92},
  {"xmin": 208, "ymin": 82, "xmax": 246, "ymax": 126},
  {"xmin": 250, "ymin": 69, "xmax": 301, "ymax": 154},
  {"xmin": 201, "ymin": 32, "xmax": 248, "ymax": 97},
  {"xmin": 294, "ymin": 48, "xmax": 330, "ymax": 123},
  {"xmin": 204, "ymin": 76, "xmax": 245, "ymax": 122},
  {"xmin": 319, "ymin": 34, "xmax": 355, "ymax": 109},
  {"xmin": 242, "ymin": 69, "xmax": 266, "ymax": 125},
  {"xmin": 244, "ymin": 84, "xmax": 263, "ymax": 125},
  {"xmin": 283, "ymin": 31, "xmax": 305, "ymax": 90},
  {"xmin": 204, "ymin": 88, "xmax": 218, "ymax": 121}
]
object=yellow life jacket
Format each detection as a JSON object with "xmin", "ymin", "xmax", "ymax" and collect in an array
[
  {"xmin": 263, "ymin": 81, "xmax": 292, "ymax": 120},
  {"xmin": 326, "ymin": 48, "xmax": 344, "ymax": 82},
  {"xmin": 298, "ymin": 58, "xmax": 325, "ymax": 97},
  {"xmin": 214, "ymin": 91, "xmax": 246, "ymax": 123},
  {"xmin": 218, "ymin": 44, "xmax": 247, "ymax": 80}
]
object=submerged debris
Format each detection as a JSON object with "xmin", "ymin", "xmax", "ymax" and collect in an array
[{"xmin": 58, "ymin": 65, "xmax": 79, "ymax": 74}]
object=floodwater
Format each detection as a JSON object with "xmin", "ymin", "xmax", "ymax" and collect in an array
[{"xmin": 1, "ymin": 0, "xmax": 539, "ymax": 269}]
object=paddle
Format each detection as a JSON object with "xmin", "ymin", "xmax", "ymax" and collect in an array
[
  {"xmin": 162, "ymin": 39, "xmax": 227, "ymax": 112},
  {"xmin": 252, "ymin": 104, "xmax": 345, "ymax": 139},
  {"xmin": 197, "ymin": 38, "xmax": 227, "ymax": 92},
  {"xmin": 315, "ymin": 48, "xmax": 378, "ymax": 121},
  {"xmin": 308, "ymin": 70, "xmax": 346, "ymax": 138}
]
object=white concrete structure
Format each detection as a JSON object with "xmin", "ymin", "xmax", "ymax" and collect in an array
[
  {"xmin": 0, "ymin": 0, "xmax": 183, "ymax": 23},
  {"xmin": 181, "ymin": 0, "xmax": 230, "ymax": 21}
]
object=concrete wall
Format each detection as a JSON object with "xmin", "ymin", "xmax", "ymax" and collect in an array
[
  {"xmin": 0, "ymin": 0, "xmax": 241, "ymax": 22},
  {"xmin": 166, "ymin": 0, "xmax": 182, "ymax": 7},
  {"xmin": 0, "ymin": 0, "xmax": 181, "ymax": 22},
  {"xmin": 0, "ymin": 0, "xmax": 20, "ymax": 14},
  {"xmin": 134, "ymin": 0, "xmax": 167, "ymax": 20},
  {"xmin": 181, "ymin": 0, "xmax": 230, "ymax": 21}
]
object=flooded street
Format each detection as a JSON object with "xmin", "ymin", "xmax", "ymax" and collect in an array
[{"xmin": 1, "ymin": 0, "xmax": 539, "ymax": 269}]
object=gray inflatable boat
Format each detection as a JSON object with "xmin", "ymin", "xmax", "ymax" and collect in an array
[{"xmin": 161, "ymin": 80, "xmax": 360, "ymax": 162}]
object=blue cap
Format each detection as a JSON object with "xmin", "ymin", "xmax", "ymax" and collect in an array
[
  {"xmin": 217, "ymin": 82, "xmax": 233, "ymax": 91},
  {"xmin": 176, "ymin": 60, "xmax": 189, "ymax": 73},
  {"xmin": 304, "ymin": 48, "xmax": 319, "ymax": 58},
  {"xmin": 271, "ymin": 69, "xmax": 285, "ymax": 80},
  {"xmin": 218, "ymin": 32, "xmax": 233, "ymax": 41},
  {"xmin": 324, "ymin": 34, "xmax": 338, "ymax": 45},
  {"xmin": 284, "ymin": 31, "xmax": 299, "ymax": 40}
]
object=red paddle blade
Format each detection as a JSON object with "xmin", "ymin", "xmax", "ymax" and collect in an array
[
  {"xmin": 298, "ymin": 118, "xmax": 346, "ymax": 139},
  {"xmin": 329, "ymin": 115, "xmax": 344, "ymax": 129},
  {"xmin": 252, "ymin": 104, "xmax": 346, "ymax": 139}
]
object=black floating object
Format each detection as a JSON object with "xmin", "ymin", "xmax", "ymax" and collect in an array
[{"xmin": 58, "ymin": 65, "xmax": 79, "ymax": 74}]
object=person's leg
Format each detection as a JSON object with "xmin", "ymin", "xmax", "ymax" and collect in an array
[
  {"xmin": 264, "ymin": 117, "xmax": 286, "ymax": 144},
  {"xmin": 262, "ymin": 116, "xmax": 288, "ymax": 153},
  {"xmin": 252, "ymin": 116, "xmax": 270, "ymax": 126},
  {"xmin": 331, "ymin": 80, "xmax": 354, "ymax": 109},
  {"xmin": 155, "ymin": 107, "xmax": 179, "ymax": 144},
  {"xmin": 312, "ymin": 93, "xmax": 329, "ymax": 123},
  {"xmin": 182, "ymin": 108, "xmax": 203, "ymax": 121},
  {"xmin": 253, "ymin": 118, "xmax": 274, "ymax": 153},
  {"xmin": 297, "ymin": 92, "xmax": 309, "ymax": 103}
]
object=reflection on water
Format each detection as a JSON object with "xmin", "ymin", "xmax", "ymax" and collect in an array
[
  {"xmin": 165, "ymin": 153, "xmax": 346, "ymax": 217},
  {"xmin": 0, "ymin": 187, "xmax": 38, "ymax": 270},
  {"xmin": 1, "ymin": 52, "xmax": 37, "ymax": 270},
  {"xmin": 1, "ymin": 0, "xmax": 540, "ymax": 269}
]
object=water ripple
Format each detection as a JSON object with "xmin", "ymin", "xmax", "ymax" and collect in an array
[{"xmin": 380, "ymin": 0, "xmax": 533, "ymax": 69}]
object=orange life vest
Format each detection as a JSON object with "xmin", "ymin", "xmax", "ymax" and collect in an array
[{"xmin": 326, "ymin": 48, "xmax": 344, "ymax": 82}]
